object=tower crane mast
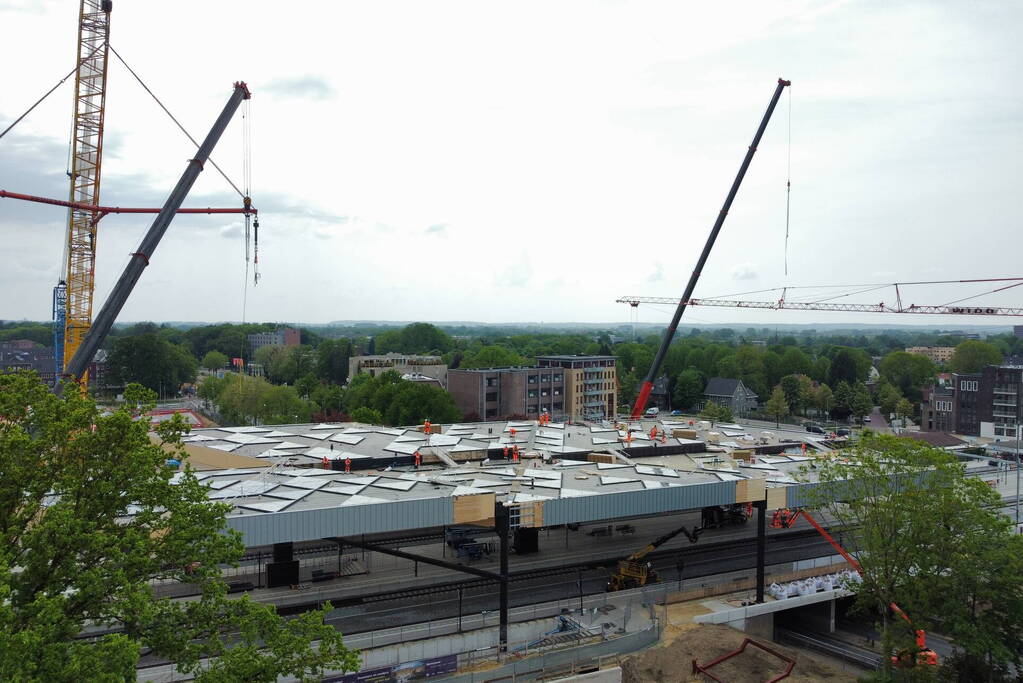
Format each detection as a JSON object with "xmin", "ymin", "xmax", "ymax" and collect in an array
[{"xmin": 56, "ymin": 0, "xmax": 112, "ymax": 378}]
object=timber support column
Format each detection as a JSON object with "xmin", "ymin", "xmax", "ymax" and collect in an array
[
  {"xmin": 496, "ymin": 503, "xmax": 510, "ymax": 652},
  {"xmin": 755, "ymin": 500, "xmax": 767, "ymax": 603}
]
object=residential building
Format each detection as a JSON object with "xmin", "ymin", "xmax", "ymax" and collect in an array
[
  {"xmin": 536, "ymin": 355, "xmax": 617, "ymax": 421},
  {"xmin": 1, "ymin": 342, "xmax": 57, "ymax": 386},
  {"xmin": 920, "ymin": 384, "xmax": 955, "ymax": 433},
  {"xmin": 447, "ymin": 367, "xmax": 566, "ymax": 421},
  {"xmin": 247, "ymin": 327, "xmax": 301, "ymax": 355},
  {"xmin": 349, "ymin": 353, "xmax": 448, "ymax": 387},
  {"xmin": 906, "ymin": 346, "xmax": 955, "ymax": 365},
  {"xmin": 952, "ymin": 372, "xmax": 982, "ymax": 435},
  {"xmin": 923, "ymin": 365, "xmax": 1023, "ymax": 438},
  {"xmin": 703, "ymin": 377, "xmax": 759, "ymax": 417}
]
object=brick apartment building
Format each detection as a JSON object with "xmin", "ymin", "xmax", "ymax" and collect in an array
[
  {"xmin": 921, "ymin": 365, "xmax": 1023, "ymax": 438},
  {"xmin": 247, "ymin": 327, "xmax": 301, "ymax": 355},
  {"xmin": 447, "ymin": 366, "xmax": 567, "ymax": 421},
  {"xmin": 447, "ymin": 355, "xmax": 617, "ymax": 422},
  {"xmin": 536, "ymin": 355, "xmax": 617, "ymax": 422},
  {"xmin": 906, "ymin": 346, "xmax": 956, "ymax": 365},
  {"xmin": 348, "ymin": 353, "xmax": 448, "ymax": 387}
]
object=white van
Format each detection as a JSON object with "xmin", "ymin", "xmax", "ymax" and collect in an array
[{"xmin": 644, "ymin": 407, "xmax": 660, "ymax": 417}]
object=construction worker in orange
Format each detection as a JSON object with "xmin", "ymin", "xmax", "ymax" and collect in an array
[
  {"xmin": 660, "ymin": 433, "xmax": 667, "ymax": 444},
  {"xmin": 771, "ymin": 509, "xmax": 783, "ymax": 528},
  {"xmin": 801, "ymin": 442, "xmax": 807, "ymax": 453},
  {"xmin": 344, "ymin": 456, "xmax": 352, "ymax": 473},
  {"xmin": 512, "ymin": 445, "xmax": 519, "ymax": 462},
  {"xmin": 503, "ymin": 445, "xmax": 509, "ymax": 459},
  {"xmin": 414, "ymin": 450, "xmax": 421, "ymax": 469},
  {"xmin": 322, "ymin": 455, "xmax": 330, "ymax": 470},
  {"xmin": 424, "ymin": 419, "xmax": 432, "ymax": 435}
]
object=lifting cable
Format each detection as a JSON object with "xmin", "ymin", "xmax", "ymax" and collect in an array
[
  {"xmin": 784, "ymin": 85, "xmax": 792, "ymax": 276},
  {"xmin": 0, "ymin": 42, "xmax": 106, "ymax": 142},
  {"xmin": 241, "ymin": 98, "xmax": 252, "ymax": 323},
  {"xmin": 108, "ymin": 44, "xmax": 245, "ymax": 201}
]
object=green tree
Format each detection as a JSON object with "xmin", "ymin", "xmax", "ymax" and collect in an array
[
  {"xmin": 350, "ymin": 406, "xmax": 383, "ymax": 424},
  {"xmin": 878, "ymin": 351, "xmax": 935, "ymax": 402},
  {"xmin": 764, "ymin": 385, "xmax": 789, "ymax": 427},
  {"xmin": 699, "ymin": 400, "xmax": 732, "ymax": 426},
  {"xmin": 812, "ymin": 383, "xmax": 833, "ymax": 418},
  {"xmin": 459, "ymin": 345, "xmax": 528, "ymax": 369},
  {"xmin": 108, "ymin": 334, "xmax": 197, "ymax": 396},
  {"xmin": 200, "ymin": 350, "xmax": 229, "ymax": 372},
  {"xmin": 805, "ymin": 434, "xmax": 1023, "ymax": 679},
  {"xmin": 316, "ymin": 338, "xmax": 352, "ymax": 385},
  {"xmin": 949, "ymin": 340, "xmax": 1002, "ymax": 373},
  {"xmin": 672, "ymin": 369, "xmax": 704, "ymax": 410},
  {"xmin": 895, "ymin": 397, "xmax": 914, "ymax": 427},
  {"xmin": 831, "ymin": 381, "xmax": 852, "ymax": 420},
  {"xmin": 375, "ymin": 323, "xmax": 452, "ymax": 354},
  {"xmin": 850, "ymin": 382, "xmax": 873, "ymax": 423},
  {"xmin": 0, "ymin": 372, "xmax": 357, "ymax": 681},
  {"xmin": 875, "ymin": 381, "xmax": 903, "ymax": 419}
]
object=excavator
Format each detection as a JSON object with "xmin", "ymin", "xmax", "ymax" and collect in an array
[
  {"xmin": 607, "ymin": 523, "xmax": 702, "ymax": 591},
  {"xmin": 773, "ymin": 507, "xmax": 938, "ymax": 668}
]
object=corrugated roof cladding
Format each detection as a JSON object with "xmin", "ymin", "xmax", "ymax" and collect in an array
[
  {"xmin": 543, "ymin": 480, "xmax": 737, "ymax": 525},
  {"xmin": 226, "ymin": 497, "xmax": 452, "ymax": 546}
]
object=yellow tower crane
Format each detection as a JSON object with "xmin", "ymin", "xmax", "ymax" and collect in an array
[{"xmin": 54, "ymin": 0, "xmax": 113, "ymax": 380}]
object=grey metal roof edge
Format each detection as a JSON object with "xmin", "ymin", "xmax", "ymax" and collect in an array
[{"xmin": 226, "ymin": 496, "xmax": 454, "ymax": 546}]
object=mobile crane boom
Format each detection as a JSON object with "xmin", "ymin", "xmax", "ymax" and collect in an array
[
  {"xmin": 631, "ymin": 78, "xmax": 790, "ymax": 420},
  {"xmin": 64, "ymin": 82, "xmax": 251, "ymax": 380},
  {"xmin": 608, "ymin": 522, "xmax": 702, "ymax": 591}
]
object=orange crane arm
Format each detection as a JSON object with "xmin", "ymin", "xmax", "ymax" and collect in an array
[{"xmin": 784, "ymin": 508, "xmax": 934, "ymax": 659}]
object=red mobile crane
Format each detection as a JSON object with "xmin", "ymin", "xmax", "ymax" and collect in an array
[
  {"xmin": 773, "ymin": 507, "xmax": 938, "ymax": 668},
  {"xmin": 631, "ymin": 78, "xmax": 790, "ymax": 420}
]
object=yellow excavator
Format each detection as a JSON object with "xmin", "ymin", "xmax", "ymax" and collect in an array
[{"xmin": 607, "ymin": 523, "xmax": 702, "ymax": 591}]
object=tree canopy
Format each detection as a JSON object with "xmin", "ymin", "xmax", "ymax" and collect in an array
[
  {"xmin": 949, "ymin": 340, "xmax": 1003, "ymax": 373},
  {"xmin": 805, "ymin": 434, "xmax": 1023, "ymax": 680},
  {"xmin": 0, "ymin": 372, "xmax": 358, "ymax": 681},
  {"xmin": 107, "ymin": 333, "xmax": 197, "ymax": 395}
]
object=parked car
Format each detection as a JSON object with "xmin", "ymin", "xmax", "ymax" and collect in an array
[
  {"xmin": 836, "ymin": 428, "xmax": 851, "ymax": 437},
  {"xmin": 805, "ymin": 424, "xmax": 826, "ymax": 435},
  {"xmin": 670, "ymin": 410, "xmax": 683, "ymax": 416},
  {"xmin": 644, "ymin": 407, "xmax": 660, "ymax": 417}
]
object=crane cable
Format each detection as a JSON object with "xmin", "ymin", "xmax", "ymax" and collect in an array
[
  {"xmin": 108, "ymin": 45, "xmax": 246, "ymax": 201},
  {"xmin": 0, "ymin": 42, "xmax": 106, "ymax": 143},
  {"xmin": 242, "ymin": 99, "xmax": 252, "ymax": 323},
  {"xmin": 784, "ymin": 86, "xmax": 792, "ymax": 276}
]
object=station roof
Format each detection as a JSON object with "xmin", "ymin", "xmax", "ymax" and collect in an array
[{"xmin": 164, "ymin": 418, "xmax": 826, "ymax": 547}]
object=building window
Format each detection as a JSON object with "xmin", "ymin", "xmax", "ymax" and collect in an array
[
  {"xmin": 553, "ymin": 374, "xmax": 562, "ymax": 382},
  {"xmin": 960, "ymin": 380, "xmax": 978, "ymax": 391},
  {"xmin": 486, "ymin": 392, "xmax": 497, "ymax": 401},
  {"xmin": 528, "ymin": 375, "xmax": 538, "ymax": 384}
]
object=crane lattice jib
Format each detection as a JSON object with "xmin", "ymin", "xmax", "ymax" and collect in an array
[
  {"xmin": 62, "ymin": 0, "xmax": 111, "ymax": 374},
  {"xmin": 616, "ymin": 296, "xmax": 1023, "ymax": 317}
]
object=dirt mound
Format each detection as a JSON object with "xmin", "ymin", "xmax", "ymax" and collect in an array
[{"xmin": 620, "ymin": 623, "xmax": 858, "ymax": 683}]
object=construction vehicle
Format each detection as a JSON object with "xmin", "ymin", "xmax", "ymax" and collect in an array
[
  {"xmin": 607, "ymin": 523, "xmax": 702, "ymax": 591},
  {"xmin": 773, "ymin": 508, "xmax": 938, "ymax": 668},
  {"xmin": 630, "ymin": 78, "xmax": 791, "ymax": 419},
  {"xmin": 700, "ymin": 504, "xmax": 749, "ymax": 529}
]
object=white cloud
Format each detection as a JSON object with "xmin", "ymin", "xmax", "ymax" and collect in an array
[{"xmin": 1, "ymin": 1, "xmax": 1021, "ymax": 325}]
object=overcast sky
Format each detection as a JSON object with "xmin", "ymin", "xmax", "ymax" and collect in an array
[{"xmin": 2, "ymin": 0, "xmax": 1021, "ymax": 328}]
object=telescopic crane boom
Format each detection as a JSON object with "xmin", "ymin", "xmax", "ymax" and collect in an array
[
  {"xmin": 63, "ymin": 82, "xmax": 252, "ymax": 381},
  {"xmin": 608, "ymin": 523, "xmax": 702, "ymax": 591},
  {"xmin": 631, "ymin": 78, "xmax": 790, "ymax": 420}
]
